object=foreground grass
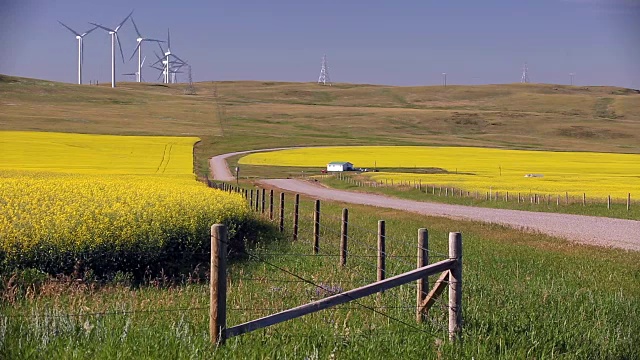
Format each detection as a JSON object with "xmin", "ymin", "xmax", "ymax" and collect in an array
[{"xmin": 3, "ymin": 190, "xmax": 638, "ymax": 359}]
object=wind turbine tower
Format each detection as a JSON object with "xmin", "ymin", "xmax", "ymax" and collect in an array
[
  {"xmin": 129, "ymin": 17, "xmax": 164, "ymax": 82},
  {"xmin": 58, "ymin": 22, "xmax": 98, "ymax": 84},
  {"xmin": 318, "ymin": 54, "xmax": 331, "ymax": 86},
  {"xmin": 90, "ymin": 11, "xmax": 133, "ymax": 88},
  {"xmin": 520, "ymin": 62, "xmax": 530, "ymax": 83}
]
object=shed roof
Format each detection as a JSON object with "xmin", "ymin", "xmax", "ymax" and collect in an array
[{"xmin": 328, "ymin": 161, "xmax": 352, "ymax": 165}]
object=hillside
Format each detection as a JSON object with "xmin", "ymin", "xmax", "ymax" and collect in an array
[{"xmin": 2, "ymin": 74, "xmax": 640, "ymax": 176}]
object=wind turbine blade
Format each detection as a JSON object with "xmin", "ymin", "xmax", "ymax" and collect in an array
[
  {"xmin": 150, "ymin": 57, "xmax": 163, "ymax": 67},
  {"xmin": 116, "ymin": 33, "xmax": 125, "ymax": 63},
  {"xmin": 170, "ymin": 54, "xmax": 186, "ymax": 64},
  {"xmin": 141, "ymin": 56, "xmax": 146, "ymax": 67},
  {"xmin": 130, "ymin": 17, "xmax": 142, "ymax": 38},
  {"xmin": 58, "ymin": 21, "xmax": 80, "ymax": 36},
  {"xmin": 116, "ymin": 10, "xmax": 134, "ymax": 32},
  {"xmin": 81, "ymin": 25, "xmax": 99, "ymax": 37},
  {"xmin": 89, "ymin": 23, "xmax": 115, "ymax": 32},
  {"xmin": 157, "ymin": 72, "xmax": 163, "ymax": 81},
  {"xmin": 167, "ymin": 28, "xmax": 170, "ymax": 50},
  {"xmin": 129, "ymin": 42, "xmax": 141, "ymax": 61},
  {"xmin": 157, "ymin": 41, "xmax": 165, "ymax": 54},
  {"xmin": 144, "ymin": 38, "xmax": 164, "ymax": 43},
  {"xmin": 153, "ymin": 51, "xmax": 163, "ymax": 62}
]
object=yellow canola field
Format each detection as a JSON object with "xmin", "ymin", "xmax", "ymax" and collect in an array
[
  {"xmin": 0, "ymin": 131, "xmax": 197, "ymax": 174},
  {"xmin": 0, "ymin": 131, "xmax": 249, "ymax": 274},
  {"xmin": 239, "ymin": 146, "xmax": 640, "ymax": 198}
]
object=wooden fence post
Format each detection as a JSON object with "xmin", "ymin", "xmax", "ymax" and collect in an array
[
  {"xmin": 583, "ymin": 193, "xmax": 586, "ymax": 206},
  {"xmin": 261, "ymin": 189, "xmax": 266, "ymax": 214},
  {"xmin": 269, "ymin": 190, "xmax": 274, "ymax": 220},
  {"xmin": 448, "ymin": 232, "xmax": 462, "ymax": 342},
  {"xmin": 416, "ymin": 228, "xmax": 428, "ymax": 323},
  {"xmin": 565, "ymin": 191, "xmax": 569, "ymax": 205},
  {"xmin": 293, "ymin": 194, "xmax": 300, "ymax": 241},
  {"xmin": 340, "ymin": 208, "xmax": 348, "ymax": 267},
  {"xmin": 378, "ymin": 220, "xmax": 386, "ymax": 283},
  {"xmin": 279, "ymin": 193, "xmax": 285, "ymax": 232},
  {"xmin": 249, "ymin": 190, "xmax": 254, "ymax": 209},
  {"xmin": 628, "ymin": 193, "xmax": 631, "ymax": 211},
  {"xmin": 313, "ymin": 200, "xmax": 320, "ymax": 254},
  {"xmin": 255, "ymin": 189, "xmax": 260, "ymax": 212},
  {"xmin": 607, "ymin": 195, "xmax": 611, "ymax": 210},
  {"xmin": 210, "ymin": 224, "xmax": 227, "ymax": 345}
]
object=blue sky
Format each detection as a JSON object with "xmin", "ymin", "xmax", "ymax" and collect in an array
[{"xmin": 1, "ymin": 0, "xmax": 638, "ymax": 88}]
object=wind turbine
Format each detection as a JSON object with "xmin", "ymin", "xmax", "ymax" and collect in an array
[
  {"xmin": 90, "ymin": 11, "xmax": 133, "ymax": 88},
  {"xmin": 58, "ymin": 21, "xmax": 98, "ymax": 84},
  {"xmin": 123, "ymin": 56, "xmax": 146, "ymax": 82},
  {"xmin": 155, "ymin": 28, "xmax": 188, "ymax": 83},
  {"xmin": 129, "ymin": 17, "xmax": 164, "ymax": 82}
]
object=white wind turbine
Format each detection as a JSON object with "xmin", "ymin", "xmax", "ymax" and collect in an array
[
  {"xmin": 90, "ymin": 11, "xmax": 133, "ymax": 88},
  {"xmin": 58, "ymin": 21, "xmax": 98, "ymax": 84},
  {"xmin": 123, "ymin": 56, "xmax": 146, "ymax": 82},
  {"xmin": 129, "ymin": 17, "xmax": 164, "ymax": 83},
  {"xmin": 154, "ymin": 28, "xmax": 187, "ymax": 83}
]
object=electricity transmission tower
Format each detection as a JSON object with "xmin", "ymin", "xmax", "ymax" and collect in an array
[
  {"xmin": 520, "ymin": 62, "xmax": 530, "ymax": 83},
  {"xmin": 317, "ymin": 54, "xmax": 331, "ymax": 86},
  {"xmin": 184, "ymin": 64, "xmax": 196, "ymax": 95}
]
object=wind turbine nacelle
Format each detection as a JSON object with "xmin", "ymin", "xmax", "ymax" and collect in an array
[
  {"xmin": 137, "ymin": 38, "xmax": 143, "ymax": 42},
  {"xmin": 76, "ymin": 35, "xmax": 82, "ymax": 40}
]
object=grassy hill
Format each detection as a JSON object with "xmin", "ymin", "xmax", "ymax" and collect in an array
[
  {"xmin": 2, "ymin": 75, "xmax": 640, "ymax": 358},
  {"xmin": 2, "ymin": 74, "xmax": 640, "ymax": 178}
]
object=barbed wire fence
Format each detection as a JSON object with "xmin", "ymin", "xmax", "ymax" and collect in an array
[
  {"xmin": 207, "ymin": 182, "xmax": 463, "ymax": 344},
  {"xmin": 328, "ymin": 172, "xmax": 636, "ymax": 212}
]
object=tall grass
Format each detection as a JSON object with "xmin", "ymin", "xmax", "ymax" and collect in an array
[{"xmin": 3, "ymin": 190, "xmax": 638, "ymax": 359}]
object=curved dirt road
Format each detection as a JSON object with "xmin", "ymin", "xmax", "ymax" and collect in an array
[{"xmin": 210, "ymin": 150, "xmax": 640, "ymax": 251}]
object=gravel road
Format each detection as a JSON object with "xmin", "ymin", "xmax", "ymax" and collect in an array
[{"xmin": 210, "ymin": 150, "xmax": 640, "ymax": 251}]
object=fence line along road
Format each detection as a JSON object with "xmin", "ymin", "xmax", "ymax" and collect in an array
[{"xmin": 209, "ymin": 150, "xmax": 640, "ymax": 251}]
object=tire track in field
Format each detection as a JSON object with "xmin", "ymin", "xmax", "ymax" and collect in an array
[
  {"xmin": 161, "ymin": 143, "xmax": 174, "ymax": 174},
  {"xmin": 156, "ymin": 144, "xmax": 169, "ymax": 174}
]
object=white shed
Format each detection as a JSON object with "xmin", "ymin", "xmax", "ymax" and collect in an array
[{"xmin": 327, "ymin": 161, "xmax": 354, "ymax": 172}]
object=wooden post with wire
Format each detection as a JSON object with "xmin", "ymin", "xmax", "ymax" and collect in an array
[
  {"xmin": 416, "ymin": 228, "xmax": 428, "ymax": 323},
  {"xmin": 210, "ymin": 224, "xmax": 227, "ymax": 345},
  {"xmin": 255, "ymin": 188, "xmax": 260, "ymax": 212},
  {"xmin": 628, "ymin": 193, "xmax": 631, "ymax": 211},
  {"xmin": 261, "ymin": 188, "xmax": 266, "ymax": 214},
  {"xmin": 448, "ymin": 232, "xmax": 462, "ymax": 342},
  {"xmin": 378, "ymin": 220, "xmax": 386, "ymax": 283},
  {"xmin": 313, "ymin": 200, "xmax": 320, "ymax": 254},
  {"xmin": 608, "ymin": 195, "xmax": 611, "ymax": 210},
  {"xmin": 249, "ymin": 189, "xmax": 254, "ymax": 209},
  {"xmin": 293, "ymin": 194, "xmax": 300, "ymax": 241},
  {"xmin": 340, "ymin": 208, "xmax": 348, "ymax": 267},
  {"xmin": 269, "ymin": 189, "xmax": 274, "ymax": 220},
  {"xmin": 279, "ymin": 192, "xmax": 285, "ymax": 232}
]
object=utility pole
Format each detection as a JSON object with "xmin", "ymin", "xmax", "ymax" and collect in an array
[
  {"xmin": 569, "ymin": 73, "xmax": 575, "ymax": 86},
  {"xmin": 442, "ymin": 73, "xmax": 447, "ymax": 87}
]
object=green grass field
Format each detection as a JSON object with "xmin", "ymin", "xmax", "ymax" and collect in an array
[
  {"xmin": 3, "ymin": 194, "xmax": 639, "ymax": 358},
  {"xmin": 1, "ymin": 74, "xmax": 639, "ymax": 358}
]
